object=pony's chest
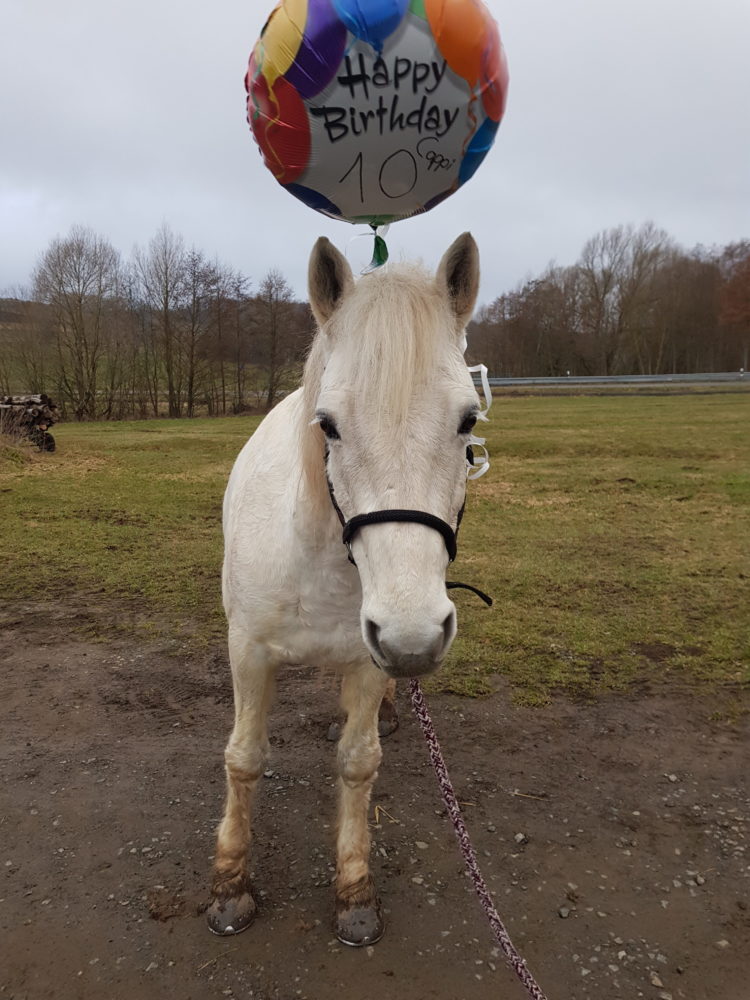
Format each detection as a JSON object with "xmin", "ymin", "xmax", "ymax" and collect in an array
[
  {"xmin": 298, "ymin": 555, "xmax": 361, "ymax": 628},
  {"xmin": 275, "ymin": 558, "xmax": 365, "ymax": 669}
]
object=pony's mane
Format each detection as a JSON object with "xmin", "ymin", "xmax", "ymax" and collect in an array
[{"xmin": 300, "ymin": 263, "xmax": 454, "ymax": 518}]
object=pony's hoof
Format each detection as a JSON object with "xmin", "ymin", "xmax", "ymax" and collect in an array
[
  {"xmin": 377, "ymin": 696, "xmax": 399, "ymax": 738},
  {"xmin": 377, "ymin": 715, "xmax": 399, "ymax": 738},
  {"xmin": 335, "ymin": 900, "xmax": 385, "ymax": 947},
  {"xmin": 207, "ymin": 892, "xmax": 257, "ymax": 936}
]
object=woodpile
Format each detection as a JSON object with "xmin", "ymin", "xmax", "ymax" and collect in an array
[{"xmin": 0, "ymin": 394, "xmax": 58, "ymax": 451}]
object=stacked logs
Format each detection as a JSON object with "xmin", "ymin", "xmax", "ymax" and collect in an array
[{"xmin": 0, "ymin": 394, "xmax": 58, "ymax": 451}]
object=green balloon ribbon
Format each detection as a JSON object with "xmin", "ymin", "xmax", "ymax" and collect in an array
[
  {"xmin": 371, "ymin": 233, "xmax": 389, "ymax": 268},
  {"xmin": 361, "ymin": 225, "xmax": 389, "ymax": 273},
  {"xmin": 356, "ymin": 225, "xmax": 391, "ymax": 275}
]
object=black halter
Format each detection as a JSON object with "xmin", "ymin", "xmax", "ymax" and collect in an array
[{"xmin": 325, "ymin": 447, "xmax": 492, "ymax": 607}]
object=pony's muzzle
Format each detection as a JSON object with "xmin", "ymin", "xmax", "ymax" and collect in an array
[{"xmin": 363, "ymin": 606, "xmax": 457, "ymax": 678}]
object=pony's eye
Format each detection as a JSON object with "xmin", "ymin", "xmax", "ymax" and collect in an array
[
  {"xmin": 319, "ymin": 415, "xmax": 340, "ymax": 440},
  {"xmin": 458, "ymin": 412, "xmax": 478, "ymax": 436}
]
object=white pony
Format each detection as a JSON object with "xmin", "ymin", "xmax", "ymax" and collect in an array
[{"xmin": 208, "ymin": 233, "xmax": 483, "ymax": 946}]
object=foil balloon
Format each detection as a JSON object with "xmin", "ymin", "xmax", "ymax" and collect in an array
[{"xmin": 245, "ymin": 0, "xmax": 509, "ymax": 227}]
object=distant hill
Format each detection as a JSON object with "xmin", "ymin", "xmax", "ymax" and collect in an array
[{"xmin": 0, "ymin": 300, "xmax": 26, "ymax": 328}]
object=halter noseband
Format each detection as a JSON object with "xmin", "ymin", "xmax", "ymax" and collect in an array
[{"xmin": 343, "ymin": 509, "xmax": 460, "ymax": 562}]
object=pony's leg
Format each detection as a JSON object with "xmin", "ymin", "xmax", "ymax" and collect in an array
[
  {"xmin": 207, "ymin": 631, "xmax": 276, "ymax": 936},
  {"xmin": 335, "ymin": 664, "xmax": 389, "ymax": 946},
  {"xmin": 326, "ymin": 678, "xmax": 398, "ymax": 742}
]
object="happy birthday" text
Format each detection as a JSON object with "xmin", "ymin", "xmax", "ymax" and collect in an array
[{"xmin": 310, "ymin": 53, "xmax": 462, "ymax": 144}]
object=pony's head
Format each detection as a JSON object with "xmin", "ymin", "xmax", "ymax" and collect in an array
[{"xmin": 306, "ymin": 234, "xmax": 482, "ymax": 678}]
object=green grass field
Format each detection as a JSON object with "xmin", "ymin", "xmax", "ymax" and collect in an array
[{"xmin": 2, "ymin": 392, "xmax": 748, "ymax": 705}]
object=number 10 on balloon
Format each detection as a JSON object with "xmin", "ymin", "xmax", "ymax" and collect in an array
[{"xmin": 339, "ymin": 138, "xmax": 456, "ymax": 208}]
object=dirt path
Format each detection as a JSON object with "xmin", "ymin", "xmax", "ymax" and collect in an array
[{"xmin": 1, "ymin": 603, "xmax": 748, "ymax": 1000}]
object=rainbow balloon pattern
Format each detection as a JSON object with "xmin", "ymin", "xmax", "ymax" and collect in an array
[{"xmin": 246, "ymin": 0, "xmax": 509, "ymax": 226}]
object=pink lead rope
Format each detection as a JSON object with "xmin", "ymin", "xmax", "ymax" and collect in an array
[{"xmin": 409, "ymin": 679, "xmax": 550, "ymax": 1000}]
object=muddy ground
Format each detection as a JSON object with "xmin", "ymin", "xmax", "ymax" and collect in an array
[{"xmin": 1, "ymin": 602, "xmax": 748, "ymax": 1000}]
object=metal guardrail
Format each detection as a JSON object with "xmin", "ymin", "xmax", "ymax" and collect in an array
[{"xmin": 473, "ymin": 372, "xmax": 747, "ymax": 387}]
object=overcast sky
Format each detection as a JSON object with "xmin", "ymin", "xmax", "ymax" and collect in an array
[{"xmin": 2, "ymin": 0, "xmax": 749, "ymax": 304}]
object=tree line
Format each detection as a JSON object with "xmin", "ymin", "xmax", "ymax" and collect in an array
[
  {"xmin": 0, "ymin": 220, "xmax": 748, "ymax": 421},
  {"xmin": 0, "ymin": 224, "xmax": 312, "ymax": 421},
  {"xmin": 467, "ymin": 222, "xmax": 749, "ymax": 378}
]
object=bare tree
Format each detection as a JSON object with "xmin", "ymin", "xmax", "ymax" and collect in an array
[
  {"xmin": 135, "ymin": 224, "xmax": 186, "ymax": 417},
  {"xmin": 33, "ymin": 225, "xmax": 120, "ymax": 419},
  {"xmin": 576, "ymin": 223, "xmax": 675, "ymax": 374},
  {"xmin": 231, "ymin": 270, "xmax": 252, "ymax": 412},
  {"xmin": 208, "ymin": 265, "xmax": 232, "ymax": 415},
  {"xmin": 578, "ymin": 225, "xmax": 632, "ymax": 374},
  {"xmin": 470, "ymin": 264, "xmax": 584, "ymax": 377},
  {"xmin": 0, "ymin": 296, "xmax": 57, "ymax": 396},
  {"xmin": 182, "ymin": 248, "xmax": 217, "ymax": 418},
  {"xmin": 719, "ymin": 241, "xmax": 750, "ymax": 371},
  {"xmin": 253, "ymin": 269, "xmax": 310, "ymax": 411}
]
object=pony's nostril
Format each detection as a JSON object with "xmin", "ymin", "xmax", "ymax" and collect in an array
[
  {"xmin": 365, "ymin": 618, "xmax": 383, "ymax": 661},
  {"xmin": 440, "ymin": 610, "xmax": 457, "ymax": 656}
]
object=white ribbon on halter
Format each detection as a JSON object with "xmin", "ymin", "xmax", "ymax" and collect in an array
[{"xmin": 466, "ymin": 363, "xmax": 492, "ymax": 481}]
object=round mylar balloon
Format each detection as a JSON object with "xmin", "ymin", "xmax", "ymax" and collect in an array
[{"xmin": 245, "ymin": 0, "xmax": 509, "ymax": 226}]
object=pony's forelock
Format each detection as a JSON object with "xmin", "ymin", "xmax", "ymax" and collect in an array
[{"xmin": 300, "ymin": 263, "xmax": 460, "ymax": 516}]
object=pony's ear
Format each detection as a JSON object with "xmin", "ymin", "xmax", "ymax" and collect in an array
[
  {"xmin": 308, "ymin": 237, "xmax": 354, "ymax": 327},
  {"xmin": 436, "ymin": 233, "xmax": 480, "ymax": 331}
]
